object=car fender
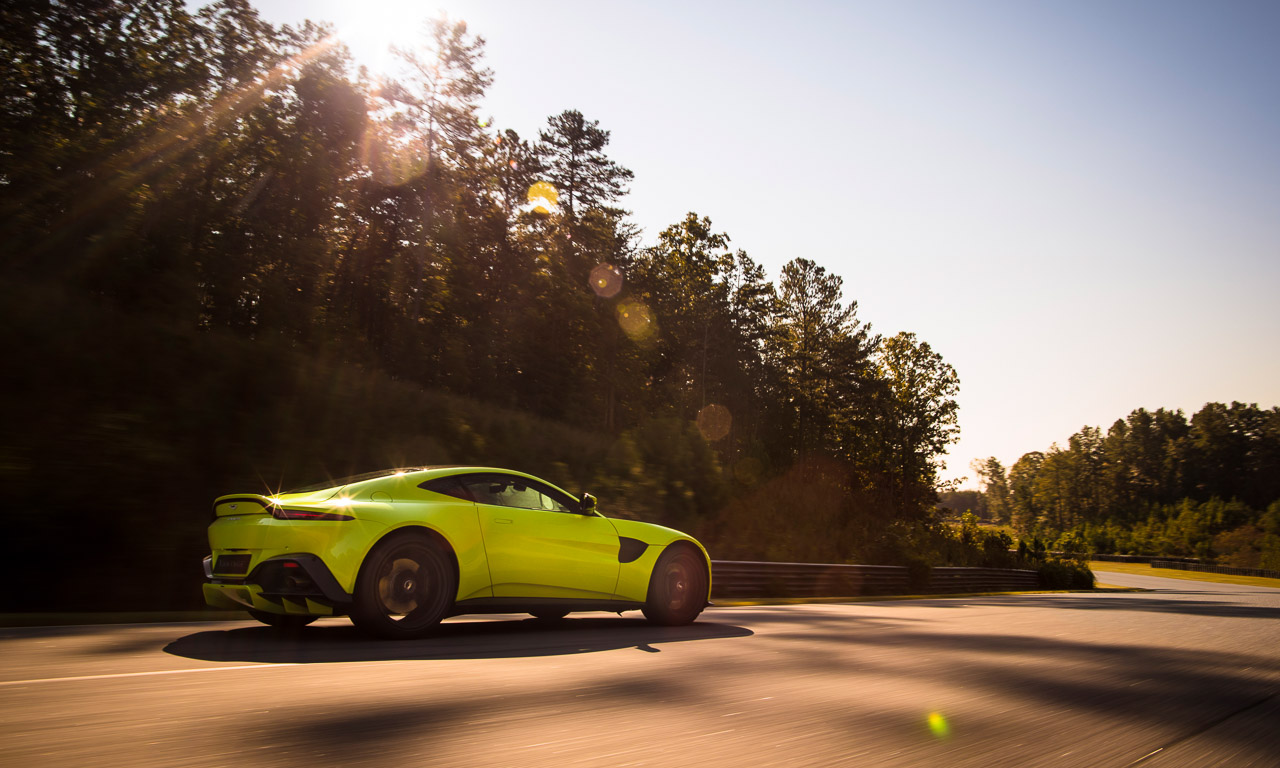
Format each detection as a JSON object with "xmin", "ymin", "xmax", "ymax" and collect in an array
[
  {"xmin": 357, "ymin": 514, "xmax": 493, "ymax": 603},
  {"xmin": 607, "ymin": 518, "xmax": 712, "ymax": 603}
]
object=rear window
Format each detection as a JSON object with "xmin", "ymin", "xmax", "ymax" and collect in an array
[
  {"xmin": 286, "ymin": 467, "xmax": 432, "ymax": 494},
  {"xmin": 419, "ymin": 476, "xmax": 474, "ymax": 501}
]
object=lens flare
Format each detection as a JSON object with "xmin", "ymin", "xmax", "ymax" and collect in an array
[
  {"xmin": 20, "ymin": 36, "xmax": 341, "ymax": 264},
  {"xmin": 927, "ymin": 712, "xmax": 950, "ymax": 738},
  {"xmin": 590, "ymin": 263, "xmax": 623, "ymax": 298},
  {"xmin": 616, "ymin": 300, "xmax": 654, "ymax": 341},
  {"xmin": 696, "ymin": 404, "xmax": 732, "ymax": 442},
  {"xmin": 527, "ymin": 181, "xmax": 558, "ymax": 214}
]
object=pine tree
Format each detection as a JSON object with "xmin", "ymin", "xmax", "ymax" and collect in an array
[{"xmin": 536, "ymin": 109, "xmax": 633, "ymax": 219}]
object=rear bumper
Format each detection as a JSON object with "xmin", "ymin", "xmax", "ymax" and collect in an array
[
  {"xmin": 203, "ymin": 582, "xmax": 344, "ymax": 615},
  {"xmin": 204, "ymin": 553, "xmax": 353, "ymax": 616}
]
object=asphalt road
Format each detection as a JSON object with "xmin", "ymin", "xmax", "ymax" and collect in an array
[{"xmin": 2, "ymin": 573, "xmax": 1278, "ymax": 768}]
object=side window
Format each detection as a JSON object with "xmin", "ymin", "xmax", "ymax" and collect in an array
[
  {"xmin": 458, "ymin": 475, "xmax": 504, "ymax": 506},
  {"xmin": 458, "ymin": 474, "xmax": 575, "ymax": 513},
  {"xmin": 526, "ymin": 481, "xmax": 575, "ymax": 513},
  {"xmin": 502, "ymin": 481, "xmax": 545, "ymax": 510},
  {"xmin": 419, "ymin": 476, "xmax": 473, "ymax": 502}
]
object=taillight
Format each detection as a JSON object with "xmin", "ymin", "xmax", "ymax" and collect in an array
[{"xmin": 270, "ymin": 506, "xmax": 355, "ymax": 521}]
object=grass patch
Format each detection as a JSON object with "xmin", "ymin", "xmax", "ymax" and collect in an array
[{"xmin": 1089, "ymin": 561, "xmax": 1280, "ymax": 589}]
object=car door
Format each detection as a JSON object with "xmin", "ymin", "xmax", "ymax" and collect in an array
[{"xmin": 460, "ymin": 473, "xmax": 621, "ymax": 599}]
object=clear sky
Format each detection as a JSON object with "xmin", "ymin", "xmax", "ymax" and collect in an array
[{"xmin": 252, "ymin": 0, "xmax": 1280, "ymax": 486}]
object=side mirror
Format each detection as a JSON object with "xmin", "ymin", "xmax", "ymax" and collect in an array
[{"xmin": 578, "ymin": 492, "xmax": 598, "ymax": 515}]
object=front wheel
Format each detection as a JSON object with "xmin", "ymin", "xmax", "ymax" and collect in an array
[
  {"xmin": 351, "ymin": 534, "xmax": 456, "ymax": 640},
  {"xmin": 642, "ymin": 546, "xmax": 708, "ymax": 626}
]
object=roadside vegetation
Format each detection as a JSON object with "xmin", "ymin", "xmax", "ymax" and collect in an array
[
  {"xmin": 951, "ymin": 404, "xmax": 1280, "ymax": 570},
  {"xmin": 0, "ymin": 1, "xmax": 1043, "ymax": 611}
]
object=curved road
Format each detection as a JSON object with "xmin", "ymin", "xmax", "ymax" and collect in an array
[{"xmin": 2, "ymin": 573, "xmax": 1277, "ymax": 767}]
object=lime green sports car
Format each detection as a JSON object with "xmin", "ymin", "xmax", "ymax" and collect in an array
[{"xmin": 202, "ymin": 466, "xmax": 711, "ymax": 639}]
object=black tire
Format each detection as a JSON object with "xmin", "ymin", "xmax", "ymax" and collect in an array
[
  {"xmin": 247, "ymin": 609, "xmax": 318, "ymax": 630},
  {"xmin": 351, "ymin": 533, "xmax": 457, "ymax": 640},
  {"xmin": 642, "ymin": 545, "xmax": 708, "ymax": 626},
  {"xmin": 529, "ymin": 609, "xmax": 570, "ymax": 621}
]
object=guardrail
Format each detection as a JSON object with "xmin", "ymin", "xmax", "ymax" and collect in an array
[
  {"xmin": 710, "ymin": 561, "xmax": 908, "ymax": 598},
  {"xmin": 1150, "ymin": 560, "xmax": 1280, "ymax": 579},
  {"xmin": 710, "ymin": 560, "xmax": 1041, "ymax": 598},
  {"xmin": 928, "ymin": 567, "xmax": 1040, "ymax": 593}
]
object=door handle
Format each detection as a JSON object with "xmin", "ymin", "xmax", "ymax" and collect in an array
[{"xmin": 494, "ymin": 518, "xmax": 513, "ymax": 524}]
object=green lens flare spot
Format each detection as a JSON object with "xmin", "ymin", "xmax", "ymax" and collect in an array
[{"xmin": 927, "ymin": 712, "xmax": 950, "ymax": 738}]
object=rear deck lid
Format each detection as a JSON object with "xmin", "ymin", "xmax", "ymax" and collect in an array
[{"xmin": 213, "ymin": 494, "xmax": 275, "ymax": 518}]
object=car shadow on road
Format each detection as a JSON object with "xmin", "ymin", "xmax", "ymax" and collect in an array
[{"xmin": 163, "ymin": 615, "xmax": 753, "ymax": 663}]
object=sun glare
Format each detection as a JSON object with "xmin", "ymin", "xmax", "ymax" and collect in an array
[{"xmin": 322, "ymin": 1, "xmax": 469, "ymax": 74}]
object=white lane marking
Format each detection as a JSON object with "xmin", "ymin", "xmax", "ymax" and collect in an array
[{"xmin": 0, "ymin": 663, "xmax": 301, "ymax": 687}]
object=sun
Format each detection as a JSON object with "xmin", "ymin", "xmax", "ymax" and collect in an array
[{"xmin": 314, "ymin": 0, "xmax": 468, "ymax": 74}]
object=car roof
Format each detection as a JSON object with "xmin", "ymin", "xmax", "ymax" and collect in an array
[{"xmin": 289, "ymin": 466, "xmax": 576, "ymax": 498}]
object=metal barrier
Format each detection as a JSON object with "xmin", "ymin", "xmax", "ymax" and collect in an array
[
  {"xmin": 710, "ymin": 560, "xmax": 1041, "ymax": 598},
  {"xmin": 710, "ymin": 560, "xmax": 908, "ymax": 598},
  {"xmin": 927, "ymin": 567, "xmax": 1040, "ymax": 593}
]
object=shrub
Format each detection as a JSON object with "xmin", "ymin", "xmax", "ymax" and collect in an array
[{"xmin": 1038, "ymin": 559, "xmax": 1095, "ymax": 590}]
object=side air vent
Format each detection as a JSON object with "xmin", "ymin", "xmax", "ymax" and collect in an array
[{"xmin": 618, "ymin": 537, "xmax": 648, "ymax": 564}]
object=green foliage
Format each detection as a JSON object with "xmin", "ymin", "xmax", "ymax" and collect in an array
[
  {"xmin": 937, "ymin": 490, "xmax": 987, "ymax": 518},
  {"xmin": 1037, "ymin": 559, "xmax": 1095, "ymax": 590},
  {"xmin": 766, "ymin": 258, "xmax": 877, "ymax": 459},
  {"xmin": 983, "ymin": 403, "xmax": 1280, "ymax": 568},
  {"xmin": 859, "ymin": 332, "xmax": 960, "ymax": 519},
  {"xmin": 537, "ymin": 109, "xmax": 634, "ymax": 218},
  {"xmin": 970, "ymin": 458, "xmax": 1010, "ymax": 524}
]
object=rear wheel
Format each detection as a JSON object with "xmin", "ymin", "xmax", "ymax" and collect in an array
[
  {"xmin": 247, "ymin": 609, "xmax": 318, "ymax": 630},
  {"xmin": 351, "ymin": 533, "xmax": 456, "ymax": 640},
  {"xmin": 642, "ymin": 545, "xmax": 708, "ymax": 626}
]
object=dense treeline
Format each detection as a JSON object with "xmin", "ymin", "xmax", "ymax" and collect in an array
[
  {"xmin": 969, "ymin": 403, "xmax": 1280, "ymax": 569},
  {"xmin": 2, "ymin": 1, "xmax": 987, "ymax": 609}
]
